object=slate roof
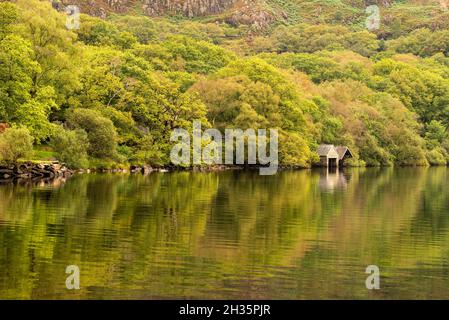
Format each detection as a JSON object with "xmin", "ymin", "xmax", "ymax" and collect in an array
[
  {"xmin": 317, "ymin": 144, "xmax": 353, "ymax": 160},
  {"xmin": 335, "ymin": 146, "xmax": 353, "ymax": 160},
  {"xmin": 317, "ymin": 144, "xmax": 336, "ymax": 157}
]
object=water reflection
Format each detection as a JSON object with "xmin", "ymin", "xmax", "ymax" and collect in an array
[
  {"xmin": 318, "ymin": 167, "xmax": 348, "ymax": 192},
  {"xmin": 1, "ymin": 168, "xmax": 449, "ymax": 299}
]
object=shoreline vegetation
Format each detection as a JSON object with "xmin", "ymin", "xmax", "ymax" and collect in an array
[{"xmin": 2, "ymin": 1, "xmax": 449, "ymax": 171}]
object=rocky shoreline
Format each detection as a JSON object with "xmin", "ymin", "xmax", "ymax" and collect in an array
[
  {"xmin": 77, "ymin": 164, "xmax": 239, "ymax": 174},
  {"xmin": 0, "ymin": 162, "xmax": 74, "ymax": 181},
  {"xmin": 0, "ymin": 163, "xmax": 249, "ymax": 181},
  {"xmin": 0, "ymin": 163, "xmax": 238, "ymax": 181},
  {"xmin": 0, "ymin": 162, "xmax": 333, "ymax": 182}
]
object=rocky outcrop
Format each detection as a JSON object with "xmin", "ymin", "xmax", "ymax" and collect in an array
[
  {"xmin": 53, "ymin": 0, "xmax": 280, "ymax": 29},
  {"xmin": 141, "ymin": 0, "xmax": 236, "ymax": 17},
  {"xmin": 0, "ymin": 162, "xmax": 73, "ymax": 181},
  {"xmin": 57, "ymin": 0, "xmax": 237, "ymax": 18},
  {"xmin": 224, "ymin": 0, "xmax": 276, "ymax": 30}
]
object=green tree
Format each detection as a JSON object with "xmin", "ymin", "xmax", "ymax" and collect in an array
[
  {"xmin": 76, "ymin": 14, "xmax": 137, "ymax": 49},
  {"xmin": 163, "ymin": 36, "xmax": 235, "ymax": 74},
  {"xmin": 424, "ymin": 120, "xmax": 449, "ymax": 165},
  {"xmin": 373, "ymin": 59, "xmax": 449, "ymax": 126},
  {"xmin": 0, "ymin": 127, "xmax": 34, "ymax": 163},
  {"xmin": 271, "ymin": 24, "xmax": 379, "ymax": 57},
  {"xmin": 425, "ymin": 120, "xmax": 447, "ymax": 148},
  {"xmin": 66, "ymin": 108, "xmax": 118, "ymax": 159},
  {"xmin": 0, "ymin": 2, "xmax": 19, "ymax": 39},
  {"xmin": 51, "ymin": 126, "xmax": 90, "ymax": 168},
  {"xmin": 0, "ymin": 34, "xmax": 39, "ymax": 121},
  {"xmin": 0, "ymin": 34, "xmax": 55, "ymax": 141}
]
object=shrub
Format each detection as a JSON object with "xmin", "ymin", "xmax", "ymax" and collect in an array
[
  {"xmin": 66, "ymin": 108, "xmax": 118, "ymax": 159},
  {"xmin": 0, "ymin": 127, "xmax": 33, "ymax": 163},
  {"xmin": 51, "ymin": 127, "xmax": 90, "ymax": 169},
  {"xmin": 134, "ymin": 135, "xmax": 166, "ymax": 166},
  {"xmin": 426, "ymin": 148, "xmax": 447, "ymax": 166}
]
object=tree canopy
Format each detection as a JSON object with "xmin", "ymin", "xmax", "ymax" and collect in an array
[{"xmin": 1, "ymin": 0, "xmax": 449, "ymax": 168}]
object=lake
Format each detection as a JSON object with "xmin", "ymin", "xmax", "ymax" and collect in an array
[{"xmin": 1, "ymin": 167, "xmax": 449, "ymax": 299}]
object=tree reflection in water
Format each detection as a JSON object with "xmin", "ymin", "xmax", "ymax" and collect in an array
[{"xmin": 1, "ymin": 168, "xmax": 449, "ymax": 299}]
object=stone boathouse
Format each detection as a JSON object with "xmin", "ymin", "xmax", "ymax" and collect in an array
[{"xmin": 317, "ymin": 144, "xmax": 353, "ymax": 167}]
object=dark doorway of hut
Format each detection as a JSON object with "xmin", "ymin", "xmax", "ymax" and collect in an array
[{"xmin": 328, "ymin": 158, "xmax": 337, "ymax": 168}]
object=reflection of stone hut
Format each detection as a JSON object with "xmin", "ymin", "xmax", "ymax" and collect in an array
[
  {"xmin": 317, "ymin": 144, "xmax": 352, "ymax": 167},
  {"xmin": 318, "ymin": 169, "xmax": 348, "ymax": 191}
]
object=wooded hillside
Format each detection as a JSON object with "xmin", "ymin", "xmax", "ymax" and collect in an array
[{"xmin": 1, "ymin": 0, "xmax": 449, "ymax": 168}]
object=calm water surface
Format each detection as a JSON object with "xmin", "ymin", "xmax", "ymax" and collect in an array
[{"xmin": 1, "ymin": 168, "xmax": 449, "ymax": 299}]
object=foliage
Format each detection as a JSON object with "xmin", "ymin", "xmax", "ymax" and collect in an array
[
  {"xmin": 318, "ymin": 80, "xmax": 428, "ymax": 166},
  {"xmin": 271, "ymin": 24, "xmax": 379, "ymax": 57},
  {"xmin": 66, "ymin": 108, "xmax": 117, "ymax": 159},
  {"xmin": 2, "ymin": 0, "xmax": 449, "ymax": 168},
  {"xmin": 0, "ymin": 2, "xmax": 19, "ymax": 39},
  {"xmin": 51, "ymin": 126, "xmax": 90, "ymax": 168},
  {"xmin": 0, "ymin": 127, "xmax": 34, "ymax": 163}
]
